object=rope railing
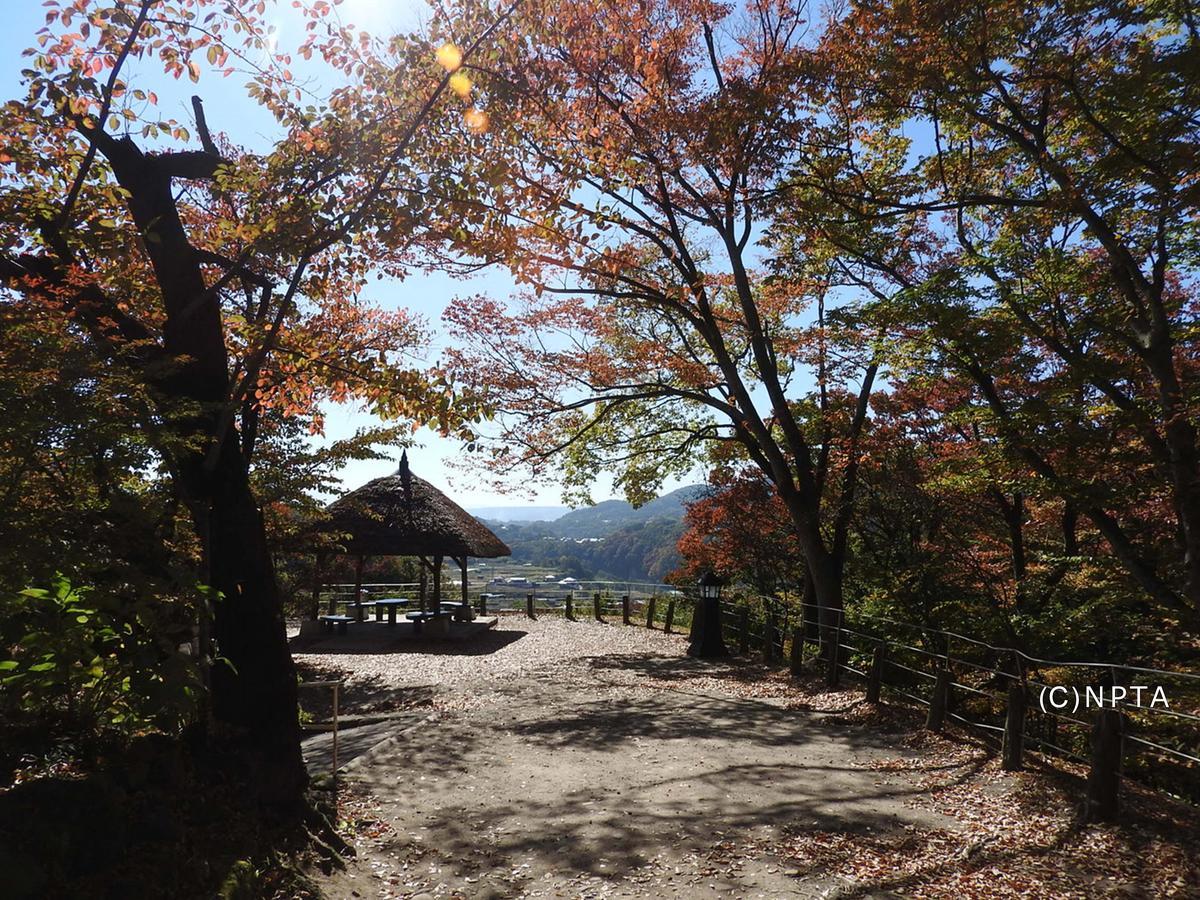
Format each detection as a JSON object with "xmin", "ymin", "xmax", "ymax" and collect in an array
[
  {"xmin": 321, "ymin": 580, "xmax": 686, "ymax": 612},
  {"xmin": 476, "ymin": 581, "xmax": 685, "ymax": 612},
  {"xmin": 831, "ymin": 606, "xmax": 1200, "ymax": 682},
  {"xmin": 719, "ymin": 595, "xmax": 1199, "ymax": 817},
  {"xmin": 485, "ymin": 584, "xmax": 697, "ymax": 634}
]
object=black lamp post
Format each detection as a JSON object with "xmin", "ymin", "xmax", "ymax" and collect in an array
[{"xmin": 687, "ymin": 570, "xmax": 727, "ymax": 658}]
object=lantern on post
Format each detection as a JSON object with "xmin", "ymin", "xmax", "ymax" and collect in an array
[{"xmin": 687, "ymin": 571, "xmax": 728, "ymax": 658}]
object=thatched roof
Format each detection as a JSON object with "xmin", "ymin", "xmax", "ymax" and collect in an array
[{"xmin": 318, "ymin": 453, "xmax": 510, "ymax": 559}]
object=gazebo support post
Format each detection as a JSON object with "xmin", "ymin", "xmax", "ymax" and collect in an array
[
  {"xmin": 433, "ymin": 553, "xmax": 443, "ymax": 610},
  {"xmin": 353, "ymin": 554, "xmax": 366, "ymax": 623},
  {"xmin": 418, "ymin": 558, "xmax": 428, "ymax": 613},
  {"xmin": 311, "ymin": 552, "xmax": 326, "ymax": 619},
  {"xmin": 454, "ymin": 555, "xmax": 470, "ymax": 621}
]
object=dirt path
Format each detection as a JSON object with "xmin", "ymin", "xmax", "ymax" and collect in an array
[
  {"xmin": 312, "ymin": 621, "xmax": 955, "ymax": 898},
  {"xmin": 308, "ymin": 619, "xmax": 1199, "ymax": 899}
]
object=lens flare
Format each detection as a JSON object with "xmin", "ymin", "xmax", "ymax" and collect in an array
[
  {"xmin": 464, "ymin": 107, "xmax": 489, "ymax": 133},
  {"xmin": 449, "ymin": 71, "xmax": 472, "ymax": 98},
  {"xmin": 436, "ymin": 43, "xmax": 463, "ymax": 72}
]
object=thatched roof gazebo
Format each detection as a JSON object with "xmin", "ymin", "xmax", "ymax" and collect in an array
[{"xmin": 311, "ymin": 452, "xmax": 510, "ymax": 623}]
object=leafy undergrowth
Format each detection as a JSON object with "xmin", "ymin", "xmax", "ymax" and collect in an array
[
  {"xmin": 641, "ymin": 657, "xmax": 1200, "ymax": 898},
  {"xmin": 0, "ymin": 718, "xmax": 104, "ymax": 792},
  {"xmin": 747, "ymin": 735, "xmax": 1197, "ymax": 898},
  {"xmin": 762, "ymin": 743, "xmax": 1194, "ymax": 897},
  {"xmin": 0, "ymin": 730, "xmax": 337, "ymax": 900}
]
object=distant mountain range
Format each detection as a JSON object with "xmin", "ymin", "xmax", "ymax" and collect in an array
[
  {"xmin": 466, "ymin": 505, "xmax": 570, "ymax": 523},
  {"xmin": 547, "ymin": 485, "xmax": 707, "ymax": 538},
  {"xmin": 470, "ymin": 484, "xmax": 706, "ymax": 536}
]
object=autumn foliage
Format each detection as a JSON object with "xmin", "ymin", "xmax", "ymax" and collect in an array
[
  {"xmin": 417, "ymin": 0, "xmax": 1200, "ymax": 660},
  {"xmin": 0, "ymin": 0, "xmax": 504, "ymax": 808},
  {"xmin": 1, "ymin": 0, "xmax": 1198, "ymax": 860},
  {"xmin": 673, "ymin": 468, "xmax": 804, "ymax": 596}
]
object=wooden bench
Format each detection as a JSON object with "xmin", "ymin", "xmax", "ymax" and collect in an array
[
  {"xmin": 335, "ymin": 599, "xmax": 377, "ymax": 622},
  {"xmin": 405, "ymin": 611, "xmax": 450, "ymax": 635},
  {"xmin": 318, "ymin": 614, "xmax": 354, "ymax": 635},
  {"xmin": 404, "ymin": 611, "xmax": 442, "ymax": 623}
]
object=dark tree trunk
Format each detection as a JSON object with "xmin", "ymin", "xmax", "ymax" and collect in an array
[
  {"xmin": 202, "ymin": 442, "xmax": 305, "ymax": 806},
  {"xmin": 801, "ymin": 568, "xmax": 819, "ymax": 640},
  {"xmin": 990, "ymin": 489, "xmax": 1028, "ymax": 613},
  {"xmin": 786, "ymin": 507, "xmax": 844, "ymax": 653},
  {"xmin": 1062, "ymin": 502, "xmax": 1079, "ymax": 556},
  {"xmin": 73, "ymin": 126, "xmax": 305, "ymax": 808},
  {"xmin": 779, "ymin": 506, "xmax": 845, "ymax": 685}
]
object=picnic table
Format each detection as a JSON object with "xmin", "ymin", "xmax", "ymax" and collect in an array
[
  {"xmin": 447, "ymin": 600, "xmax": 475, "ymax": 622},
  {"xmin": 405, "ymin": 610, "xmax": 447, "ymax": 622},
  {"xmin": 374, "ymin": 597, "xmax": 413, "ymax": 625}
]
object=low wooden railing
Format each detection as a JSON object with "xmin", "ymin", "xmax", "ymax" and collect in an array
[{"xmin": 776, "ymin": 602, "xmax": 1200, "ymax": 821}]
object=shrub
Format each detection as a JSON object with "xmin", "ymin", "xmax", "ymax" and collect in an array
[{"xmin": 0, "ymin": 575, "xmax": 201, "ymax": 735}]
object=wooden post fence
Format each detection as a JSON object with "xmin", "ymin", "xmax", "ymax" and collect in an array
[
  {"xmin": 790, "ymin": 626, "xmax": 804, "ymax": 675},
  {"xmin": 526, "ymin": 593, "xmax": 536, "ymax": 620},
  {"xmin": 738, "ymin": 606, "xmax": 750, "ymax": 655},
  {"xmin": 1084, "ymin": 708, "xmax": 1123, "ymax": 822},
  {"xmin": 621, "ymin": 594, "xmax": 631, "ymax": 625},
  {"xmin": 593, "ymin": 592, "xmax": 604, "ymax": 623},
  {"xmin": 824, "ymin": 624, "xmax": 841, "ymax": 688},
  {"xmin": 866, "ymin": 643, "xmax": 885, "ymax": 703},
  {"xmin": 926, "ymin": 667, "xmax": 951, "ymax": 731},
  {"xmin": 1002, "ymin": 680, "xmax": 1026, "ymax": 771},
  {"xmin": 1045, "ymin": 709, "xmax": 1059, "ymax": 753},
  {"xmin": 645, "ymin": 597, "xmax": 656, "ymax": 628},
  {"xmin": 664, "ymin": 600, "xmax": 675, "ymax": 634},
  {"xmin": 565, "ymin": 592, "xmax": 574, "ymax": 621}
]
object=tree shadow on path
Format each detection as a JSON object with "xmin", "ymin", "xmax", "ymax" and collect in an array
[{"xmin": 290, "ymin": 628, "xmax": 527, "ymax": 657}]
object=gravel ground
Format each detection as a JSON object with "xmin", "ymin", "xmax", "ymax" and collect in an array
[
  {"xmin": 294, "ymin": 615, "xmax": 689, "ymax": 685},
  {"xmin": 292, "ymin": 616, "xmax": 692, "ymax": 718}
]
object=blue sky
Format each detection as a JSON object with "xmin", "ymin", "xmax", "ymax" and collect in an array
[{"xmin": 0, "ymin": 0, "xmax": 647, "ymax": 507}]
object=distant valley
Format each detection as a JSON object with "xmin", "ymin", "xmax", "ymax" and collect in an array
[{"xmin": 473, "ymin": 485, "xmax": 706, "ymax": 582}]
